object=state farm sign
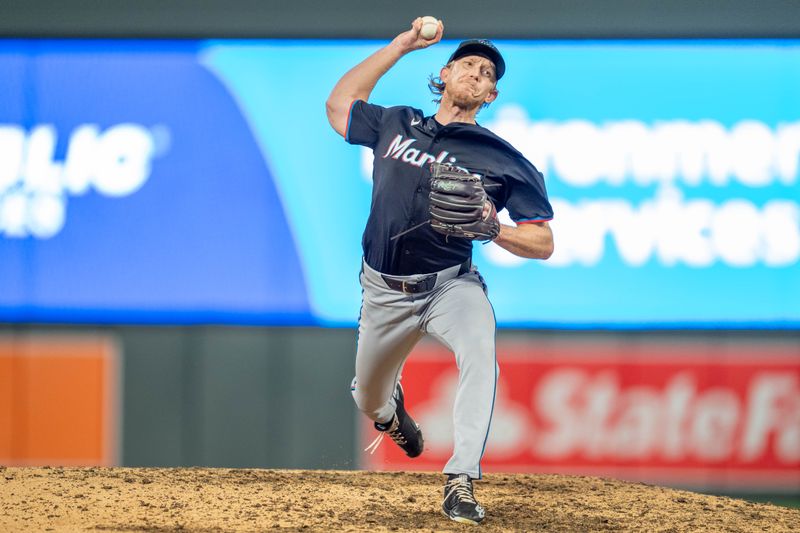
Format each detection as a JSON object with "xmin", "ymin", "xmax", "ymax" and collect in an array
[{"xmin": 361, "ymin": 340, "xmax": 800, "ymax": 490}]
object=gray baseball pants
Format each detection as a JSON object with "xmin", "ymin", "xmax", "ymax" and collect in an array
[{"xmin": 351, "ymin": 259, "xmax": 498, "ymax": 479}]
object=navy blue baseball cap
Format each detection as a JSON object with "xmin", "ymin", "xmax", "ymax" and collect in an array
[{"xmin": 447, "ymin": 39, "xmax": 506, "ymax": 80}]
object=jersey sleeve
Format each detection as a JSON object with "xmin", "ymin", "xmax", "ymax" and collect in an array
[
  {"xmin": 345, "ymin": 100, "xmax": 386, "ymax": 149},
  {"xmin": 504, "ymin": 158, "xmax": 554, "ymax": 224}
]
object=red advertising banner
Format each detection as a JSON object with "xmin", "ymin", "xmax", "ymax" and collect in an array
[{"xmin": 361, "ymin": 339, "xmax": 800, "ymax": 491}]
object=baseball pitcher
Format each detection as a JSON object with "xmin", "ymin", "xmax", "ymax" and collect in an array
[{"xmin": 326, "ymin": 17, "xmax": 554, "ymax": 525}]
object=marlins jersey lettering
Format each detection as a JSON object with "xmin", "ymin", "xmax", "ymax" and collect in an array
[{"xmin": 346, "ymin": 99, "xmax": 553, "ymax": 276}]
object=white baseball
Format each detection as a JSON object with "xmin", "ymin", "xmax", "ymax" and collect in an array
[{"xmin": 420, "ymin": 16, "xmax": 439, "ymax": 40}]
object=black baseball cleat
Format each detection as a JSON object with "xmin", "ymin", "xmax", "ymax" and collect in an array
[
  {"xmin": 442, "ymin": 474, "xmax": 486, "ymax": 525},
  {"xmin": 365, "ymin": 383, "xmax": 424, "ymax": 458}
]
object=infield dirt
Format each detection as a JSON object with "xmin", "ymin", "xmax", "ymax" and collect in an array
[{"xmin": 1, "ymin": 466, "xmax": 798, "ymax": 532}]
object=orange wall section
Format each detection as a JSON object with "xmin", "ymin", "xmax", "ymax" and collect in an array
[{"xmin": 0, "ymin": 336, "xmax": 120, "ymax": 466}]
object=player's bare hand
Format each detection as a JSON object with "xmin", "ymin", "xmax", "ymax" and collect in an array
[{"xmin": 392, "ymin": 17, "xmax": 444, "ymax": 53}]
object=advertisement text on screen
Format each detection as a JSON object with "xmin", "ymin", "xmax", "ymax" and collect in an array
[{"xmin": 0, "ymin": 123, "xmax": 168, "ymax": 239}]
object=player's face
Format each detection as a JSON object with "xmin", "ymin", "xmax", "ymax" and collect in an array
[{"xmin": 441, "ymin": 55, "xmax": 498, "ymax": 108}]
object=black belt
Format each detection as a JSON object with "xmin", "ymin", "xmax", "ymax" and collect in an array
[{"xmin": 381, "ymin": 259, "xmax": 471, "ymax": 294}]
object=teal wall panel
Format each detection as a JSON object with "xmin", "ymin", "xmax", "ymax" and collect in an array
[
  {"xmin": 1, "ymin": 0, "xmax": 799, "ymax": 39},
  {"xmin": 121, "ymin": 328, "xmax": 190, "ymax": 466},
  {"xmin": 0, "ymin": 325, "xmax": 359, "ymax": 469}
]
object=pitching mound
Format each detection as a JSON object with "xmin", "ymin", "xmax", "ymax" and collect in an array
[{"xmin": 1, "ymin": 467, "xmax": 798, "ymax": 532}]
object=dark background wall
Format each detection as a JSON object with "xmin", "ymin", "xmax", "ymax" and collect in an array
[
  {"xmin": 1, "ymin": 325, "xmax": 359, "ymax": 469},
  {"xmin": 1, "ymin": 0, "xmax": 799, "ymax": 39}
]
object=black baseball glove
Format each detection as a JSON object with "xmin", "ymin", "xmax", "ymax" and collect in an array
[{"xmin": 429, "ymin": 162, "xmax": 500, "ymax": 241}]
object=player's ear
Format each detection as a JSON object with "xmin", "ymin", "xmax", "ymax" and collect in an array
[
  {"xmin": 485, "ymin": 88, "xmax": 498, "ymax": 104},
  {"xmin": 439, "ymin": 65, "xmax": 451, "ymax": 83}
]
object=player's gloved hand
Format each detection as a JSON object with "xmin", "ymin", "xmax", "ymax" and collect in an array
[{"xmin": 429, "ymin": 162, "xmax": 501, "ymax": 241}]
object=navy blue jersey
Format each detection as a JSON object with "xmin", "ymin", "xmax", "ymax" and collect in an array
[{"xmin": 346, "ymin": 100, "xmax": 553, "ymax": 276}]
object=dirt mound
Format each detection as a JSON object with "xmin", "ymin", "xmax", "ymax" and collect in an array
[{"xmin": 1, "ymin": 466, "xmax": 797, "ymax": 532}]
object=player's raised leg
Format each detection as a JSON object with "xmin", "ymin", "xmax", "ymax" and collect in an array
[{"xmin": 352, "ymin": 263, "xmax": 425, "ymax": 457}]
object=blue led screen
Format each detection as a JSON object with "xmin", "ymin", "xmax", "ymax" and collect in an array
[{"xmin": 1, "ymin": 39, "xmax": 799, "ymax": 327}]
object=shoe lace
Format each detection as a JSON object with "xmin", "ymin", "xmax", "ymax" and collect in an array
[
  {"xmin": 363, "ymin": 415, "xmax": 406, "ymax": 455},
  {"xmin": 445, "ymin": 477, "xmax": 477, "ymax": 505},
  {"xmin": 364, "ymin": 432, "xmax": 384, "ymax": 454}
]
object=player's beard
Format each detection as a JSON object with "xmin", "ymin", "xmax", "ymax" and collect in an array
[{"xmin": 446, "ymin": 84, "xmax": 485, "ymax": 112}]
